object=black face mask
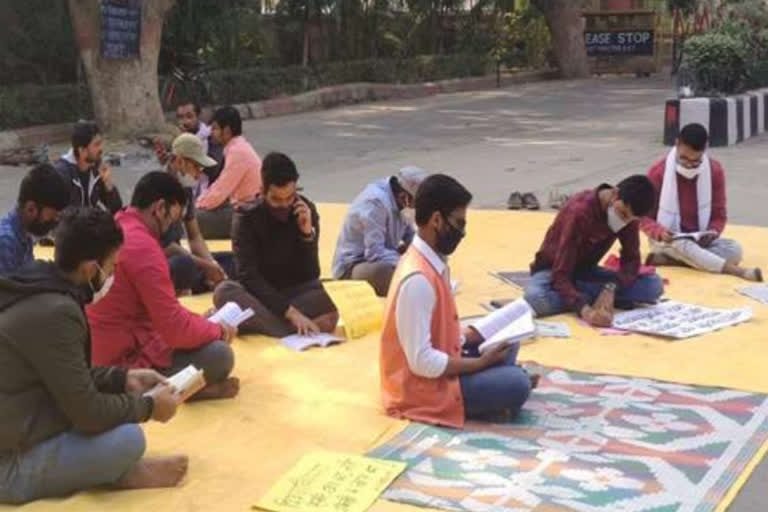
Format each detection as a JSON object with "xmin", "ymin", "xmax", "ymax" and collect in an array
[
  {"xmin": 268, "ymin": 205, "xmax": 293, "ymax": 223},
  {"xmin": 28, "ymin": 219, "xmax": 58, "ymax": 237},
  {"xmin": 435, "ymin": 214, "xmax": 465, "ymax": 256}
]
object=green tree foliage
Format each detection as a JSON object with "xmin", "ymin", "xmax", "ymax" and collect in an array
[
  {"xmin": 0, "ymin": 0, "xmax": 79, "ymax": 85},
  {"xmin": 680, "ymin": 0, "xmax": 768, "ymax": 94}
]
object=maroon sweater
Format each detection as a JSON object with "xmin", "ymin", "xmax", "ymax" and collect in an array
[
  {"xmin": 531, "ymin": 185, "xmax": 641, "ymax": 313},
  {"xmin": 640, "ymin": 156, "xmax": 727, "ymax": 240}
]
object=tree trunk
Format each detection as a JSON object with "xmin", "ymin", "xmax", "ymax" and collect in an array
[
  {"xmin": 301, "ymin": 0, "xmax": 313, "ymax": 67},
  {"xmin": 532, "ymin": 0, "xmax": 590, "ymax": 79},
  {"xmin": 67, "ymin": 0, "xmax": 176, "ymax": 137}
]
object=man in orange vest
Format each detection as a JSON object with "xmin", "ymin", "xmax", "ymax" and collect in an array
[{"xmin": 380, "ymin": 174, "xmax": 534, "ymax": 429}]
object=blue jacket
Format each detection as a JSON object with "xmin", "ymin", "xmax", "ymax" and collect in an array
[
  {"xmin": 332, "ymin": 178, "xmax": 415, "ymax": 278},
  {"xmin": 0, "ymin": 208, "xmax": 33, "ymax": 276}
]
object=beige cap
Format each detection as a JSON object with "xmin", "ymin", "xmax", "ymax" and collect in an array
[
  {"xmin": 171, "ymin": 133, "xmax": 217, "ymax": 168},
  {"xmin": 396, "ymin": 166, "xmax": 429, "ymax": 196}
]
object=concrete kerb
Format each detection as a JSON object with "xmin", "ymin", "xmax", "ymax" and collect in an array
[
  {"xmin": 0, "ymin": 70, "xmax": 557, "ymax": 149},
  {"xmin": 235, "ymin": 70, "xmax": 556, "ymax": 121},
  {"xmin": 0, "ymin": 132, "xmax": 21, "ymax": 153}
]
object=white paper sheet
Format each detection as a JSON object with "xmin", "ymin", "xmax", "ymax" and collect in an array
[
  {"xmin": 208, "ymin": 301, "xmax": 255, "ymax": 327},
  {"xmin": 737, "ymin": 284, "xmax": 768, "ymax": 305},
  {"xmin": 281, "ymin": 333, "xmax": 345, "ymax": 352}
]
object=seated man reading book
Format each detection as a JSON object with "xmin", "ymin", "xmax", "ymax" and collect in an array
[
  {"xmin": 524, "ymin": 175, "xmax": 665, "ymax": 327},
  {"xmin": 214, "ymin": 153, "xmax": 339, "ymax": 337},
  {"xmin": 641, "ymin": 123, "xmax": 762, "ymax": 282},
  {"xmin": 88, "ymin": 172, "xmax": 239, "ymax": 400},
  {"xmin": 380, "ymin": 174, "xmax": 534, "ymax": 429},
  {"xmin": 0, "ymin": 208, "xmax": 186, "ymax": 504},
  {"xmin": 332, "ymin": 166, "xmax": 428, "ymax": 297}
]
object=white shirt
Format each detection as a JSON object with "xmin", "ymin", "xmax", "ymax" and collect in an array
[
  {"xmin": 394, "ymin": 235, "xmax": 452, "ymax": 378},
  {"xmin": 195, "ymin": 122, "xmax": 211, "ymax": 155}
]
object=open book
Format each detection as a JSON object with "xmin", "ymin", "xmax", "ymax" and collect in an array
[
  {"xmin": 145, "ymin": 364, "xmax": 206, "ymax": 402},
  {"xmin": 208, "ymin": 301, "xmax": 254, "ymax": 327},
  {"xmin": 281, "ymin": 333, "xmax": 345, "ymax": 352},
  {"xmin": 671, "ymin": 230, "xmax": 717, "ymax": 242},
  {"xmin": 469, "ymin": 298, "xmax": 536, "ymax": 354}
]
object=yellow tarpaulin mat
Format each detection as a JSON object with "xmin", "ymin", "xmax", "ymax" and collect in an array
[{"xmin": 17, "ymin": 204, "xmax": 768, "ymax": 511}]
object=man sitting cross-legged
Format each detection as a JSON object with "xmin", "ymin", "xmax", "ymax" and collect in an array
[
  {"xmin": 162, "ymin": 133, "xmax": 234, "ymax": 296},
  {"xmin": 332, "ymin": 166, "xmax": 428, "ymax": 297},
  {"xmin": 0, "ymin": 208, "xmax": 186, "ymax": 504},
  {"xmin": 641, "ymin": 123, "xmax": 762, "ymax": 282},
  {"xmin": 88, "ymin": 172, "xmax": 239, "ymax": 400},
  {"xmin": 524, "ymin": 175, "xmax": 665, "ymax": 327},
  {"xmin": 214, "ymin": 152, "xmax": 339, "ymax": 337},
  {"xmin": 194, "ymin": 106, "xmax": 262, "ymax": 239},
  {"xmin": 380, "ymin": 174, "xmax": 534, "ymax": 429}
]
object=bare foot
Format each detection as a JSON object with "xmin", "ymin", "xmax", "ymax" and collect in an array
[
  {"xmin": 743, "ymin": 268, "xmax": 763, "ymax": 283},
  {"xmin": 116, "ymin": 455, "xmax": 188, "ymax": 490},
  {"xmin": 188, "ymin": 377, "xmax": 240, "ymax": 401}
]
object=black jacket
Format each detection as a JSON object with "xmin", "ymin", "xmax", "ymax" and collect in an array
[
  {"xmin": 53, "ymin": 155, "xmax": 123, "ymax": 214},
  {"xmin": 233, "ymin": 196, "xmax": 321, "ymax": 316},
  {"xmin": 0, "ymin": 261, "xmax": 152, "ymax": 455}
]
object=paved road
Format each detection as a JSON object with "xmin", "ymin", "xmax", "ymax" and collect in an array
[
  {"xmin": 1, "ymin": 75, "xmax": 767, "ymax": 510},
  {"xmin": 250, "ymin": 75, "xmax": 768, "ymax": 226},
  {"xmin": 1, "ymin": 74, "xmax": 766, "ymax": 226}
]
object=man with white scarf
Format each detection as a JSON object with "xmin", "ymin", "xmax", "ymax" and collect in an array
[{"xmin": 641, "ymin": 123, "xmax": 762, "ymax": 282}]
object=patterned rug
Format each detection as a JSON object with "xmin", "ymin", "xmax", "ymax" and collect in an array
[{"xmin": 370, "ymin": 365, "xmax": 768, "ymax": 512}]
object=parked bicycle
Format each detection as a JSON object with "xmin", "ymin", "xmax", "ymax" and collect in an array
[{"xmin": 160, "ymin": 55, "xmax": 215, "ymax": 111}]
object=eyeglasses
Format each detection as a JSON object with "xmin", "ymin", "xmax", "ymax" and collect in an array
[{"xmin": 677, "ymin": 156, "xmax": 703, "ymax": 168}]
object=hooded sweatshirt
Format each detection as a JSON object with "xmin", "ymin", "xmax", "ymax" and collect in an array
[
  {"xmin": 0, "ymin": 261, "xmax": 152, "ymax": 456},
  {"xmin": 53, "ymin": 150, "xmax": 123, "ymax": 214}
]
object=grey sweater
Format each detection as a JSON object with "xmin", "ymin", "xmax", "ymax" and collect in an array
[{"xmin": 0, "ymin": 261, "xmax": 152, "ymax": 455}]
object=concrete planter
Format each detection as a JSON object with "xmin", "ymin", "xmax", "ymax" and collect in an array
[{"xmin": 664, "ymin": 88, "xmax": 768, "ymax": 146}]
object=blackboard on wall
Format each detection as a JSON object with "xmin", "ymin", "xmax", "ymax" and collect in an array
[{"xmin": 101, "ymin": 0, "xmax": 142, "ymax": 60}]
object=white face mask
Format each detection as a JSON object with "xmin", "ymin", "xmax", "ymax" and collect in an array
[
  {"xmin": 89, "ymin": 264, "xmax": 114, "ymax": 304},
  {"xmin": 179, "ymin": 173, "xmax": 198, "ymax": 188},
  {"xmin": 676, "ymin": 163, "xmax": 701, "ymax": 180},
  {"xmin": 607, "ymin": 205, "xmax": 629, "ymax": 233}
]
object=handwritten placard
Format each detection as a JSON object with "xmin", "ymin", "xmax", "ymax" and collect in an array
[
  {"xmin": 101, "ymin": 0, "xmax": 142, "ymax": 60},
  {"xmin": 612, "ymin": 301, "xmax": 752, "ymax": 339},
  {"xmin": 254, "ymin": 452, "xmax": 406, "ymax": 512},
  {"xmin": 323, "ymin": 281, "xmax": 382, "ymax": 339}
]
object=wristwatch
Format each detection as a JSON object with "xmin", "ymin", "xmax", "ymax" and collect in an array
[{"xmin": 301, "ymin": 227, "xmax": 317, "ymax": 241}]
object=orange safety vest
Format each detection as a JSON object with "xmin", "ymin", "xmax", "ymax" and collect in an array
[{"xmin": 379, "ymin": 246, "xmax": 464, "ymax": 428}]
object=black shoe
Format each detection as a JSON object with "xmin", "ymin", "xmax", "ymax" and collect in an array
[
  {"xmin": 507, "ymin": 192, "xmax": 523, "ymax": 210},
  {"xmin": 522, "ymin": 192, "xmax": 540, "ymax": 210}
]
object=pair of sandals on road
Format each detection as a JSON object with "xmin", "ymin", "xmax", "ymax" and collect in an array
[
  {"xmin": 507, "ymin": 191, "xmax": 571, "ymax": 211},
  {"xmin": 507, "ymin": 192, "xmax": 540, "ymax": 210}
]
